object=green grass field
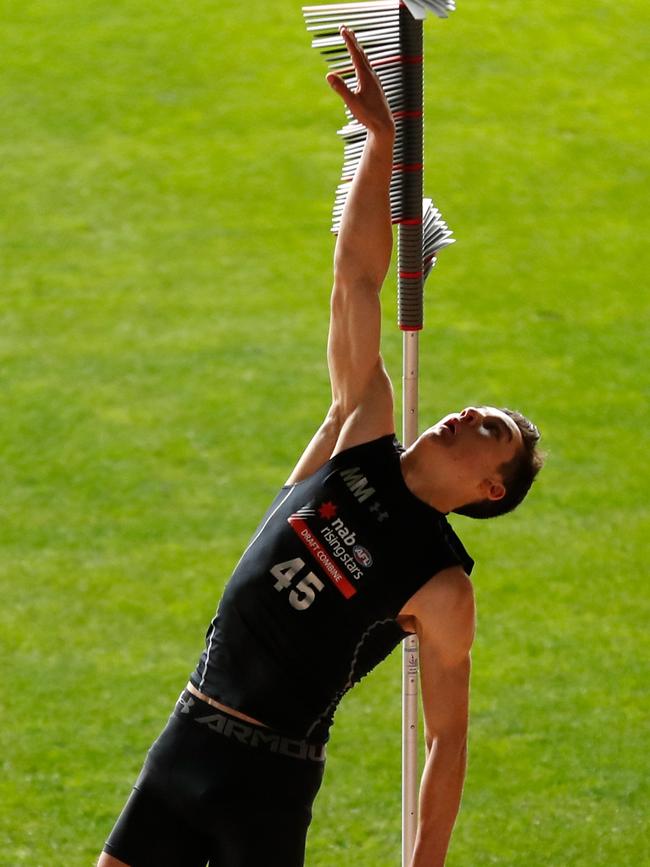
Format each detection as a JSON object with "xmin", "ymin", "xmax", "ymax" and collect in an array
[{"xmin": 1, "ymin": 0, "xmax": 648, "ymax": 864}]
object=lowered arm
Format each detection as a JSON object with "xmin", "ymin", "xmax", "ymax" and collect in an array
[{"xmin": 399, "ymin": 566, "xmax": 476, "ymax": 867}]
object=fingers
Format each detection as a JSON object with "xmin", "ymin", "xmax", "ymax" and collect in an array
[
  {"xmin": 327, "ymin": 72, "xmax": 356, "ymax": 111},
  {"xmin": 326, "ymin": 27, "xmax": 363, "ymax": 109},
  {"xmin": 326, "ymin": 26, "xmax": 393, "ymax": 134},
  {"xmin": 339, "ymin": 26, "xmax": 372, "ymax": 81}
]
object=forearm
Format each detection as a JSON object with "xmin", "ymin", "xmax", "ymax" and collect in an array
[
  {"xmin": 410, "ymin": 736, "xmax": 467, "ymax": 867},
  {"xmin": 333, "ymin": 127, "xmax": 395, "ymax": 291}
]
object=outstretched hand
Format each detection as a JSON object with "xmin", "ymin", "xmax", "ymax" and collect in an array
[{"xmin": 327, "ymin": 27, "xmax": 395, "ymax": 137}]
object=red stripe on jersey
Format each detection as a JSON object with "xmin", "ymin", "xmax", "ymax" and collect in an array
[{"xmin": 288, "ymin": 517, "xmax": 357, "ymax": 599}]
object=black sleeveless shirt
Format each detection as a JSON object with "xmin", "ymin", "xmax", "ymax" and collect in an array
[{"xmin": 191, "ymin": 435, "xmax": 473, "ymax": 741}]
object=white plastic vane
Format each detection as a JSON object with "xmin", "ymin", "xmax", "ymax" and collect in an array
[{"xmin": 403, "ymin": 0, "xmax": 455, "ymax": 20}]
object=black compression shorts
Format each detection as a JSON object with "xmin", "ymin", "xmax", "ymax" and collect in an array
[{"xmin": 103, "ymin": 690, "xmax": 326, "ymax": 867}]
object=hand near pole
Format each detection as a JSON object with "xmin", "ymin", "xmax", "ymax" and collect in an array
[
  {"xmin": 327, "ymin": 27, "xmax": 395, "ymax": 138},
  {"xmin": 326, "ymin": 24, "xmax": 394, "ymax": 288}
]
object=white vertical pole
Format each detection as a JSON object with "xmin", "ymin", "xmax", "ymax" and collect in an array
[{"xmin": 402, "ymin": 329, "xmax": 420, "ymax": 867}]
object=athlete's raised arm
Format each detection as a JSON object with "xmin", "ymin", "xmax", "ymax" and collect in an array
[{"xmin": 287, "ymin": 28, "xmax": 396, "ymax": 484}]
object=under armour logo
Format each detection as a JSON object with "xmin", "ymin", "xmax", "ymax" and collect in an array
[
  {"xmin": 177, "ymin": 693, "xmax": 195, "ymax": 714},
  {"xmin": 369, "ymin": 502, "xmax": 389, "ymax": 522}
]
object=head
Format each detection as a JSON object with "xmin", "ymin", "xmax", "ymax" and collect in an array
[
  {"xmin": 412, "ymin": 406, "xmax": 543, "ymax": 518},
  {"xmin": 453, "ymin": 408, "xmax": 543, "ymax": 518}
]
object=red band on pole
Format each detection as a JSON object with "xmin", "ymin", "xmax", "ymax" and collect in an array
[
  {"xmin": 400, "ymin": 270, "xmax": 424, "ymax": 278},
  {"xmin": 393, "ymin": 110, "xmax": 423, "ymax": 119},
  {"xmin": 399, "ymin": 325, "xmax": 424, "ymax": 332},
  {"xmin": 400, "ymin": 218, "xmax": 423, "ymax": 225}
]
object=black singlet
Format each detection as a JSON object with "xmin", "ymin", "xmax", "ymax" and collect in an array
[{"xmin": 191, "ymin": 435, "xmax": 473, "ymax": 741}]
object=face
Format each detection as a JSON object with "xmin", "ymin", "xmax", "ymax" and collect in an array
[{"xmin": 418, "ymin": 406, "xmax": 523, "ymax": 504}]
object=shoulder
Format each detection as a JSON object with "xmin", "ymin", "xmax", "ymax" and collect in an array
[
  {"xmin": 398, "ymin": 566, "xmax": 475, "ymax": 665},
  {"xmin": 329, "ymin": 431, "xmax": 401, "ymax": 469},
  {"xmin": 400, "ymin": 565, "xmax": 475, "ymax": 619}
]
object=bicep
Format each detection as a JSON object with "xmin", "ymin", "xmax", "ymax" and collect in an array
[
  {"xmin": 288, "ymin": 277, "xmax": 393, "ymax": 484},
  {"xmin": 328, "ymin": 280, "xmax": 395, "ymax": 454},
  {"xmin": 419, "ymin": 649, "xmax": 471, "ymax": 749},
  {"xmin": 331, "ymin": 359, "xmax": 394, "ymax": 455},
  {"xmin": 406, "ymin": 568, "xmax": 475, "ymax": 746},
  {"xmin": 285, "ymin": 405, "xmax": 342, "ymax": 486},
  {"xmin": 327, "ymin": 280, "xmax": 383, "ymax": 415},
  {"xmin": 285, "ymin": 303, "xmax": 393, "ymax": 485}
]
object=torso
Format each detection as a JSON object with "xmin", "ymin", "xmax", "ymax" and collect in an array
[{"xmin": 189, "ymin": 435, "xmax": 474, "ymax": 739}]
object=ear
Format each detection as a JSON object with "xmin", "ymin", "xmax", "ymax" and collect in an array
[{"xmin": 481, "ymin": 479, "xmax": 506, "ymax": 502}]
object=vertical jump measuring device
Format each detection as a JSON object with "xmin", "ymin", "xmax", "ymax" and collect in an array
[{"xmin": 302, "ymin": 2, "xmax": 456, "ymax": 864}]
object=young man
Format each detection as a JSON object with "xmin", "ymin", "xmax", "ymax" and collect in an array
[{"xmin": 99, "ymin": 28, "xmax": 542, "ymax": 867}]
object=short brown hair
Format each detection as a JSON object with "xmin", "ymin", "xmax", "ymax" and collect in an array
[{"xmin": 453, "ymin": 409, "xmax": 544, "ymax": 520}]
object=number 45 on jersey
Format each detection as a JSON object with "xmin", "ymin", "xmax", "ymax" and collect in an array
[{"xmin": 270, "ymin": 558, "xmax": 324, "ymax": 610}]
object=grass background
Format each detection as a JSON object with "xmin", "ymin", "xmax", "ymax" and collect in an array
[{"xmin": 1, "ymin": 0, "xmax": 648, "ymax": 864}]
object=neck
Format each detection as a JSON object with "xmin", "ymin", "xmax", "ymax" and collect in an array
[{"xmin": 400, "ymin": 448, "xmax": 456, "ymax": 514}]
